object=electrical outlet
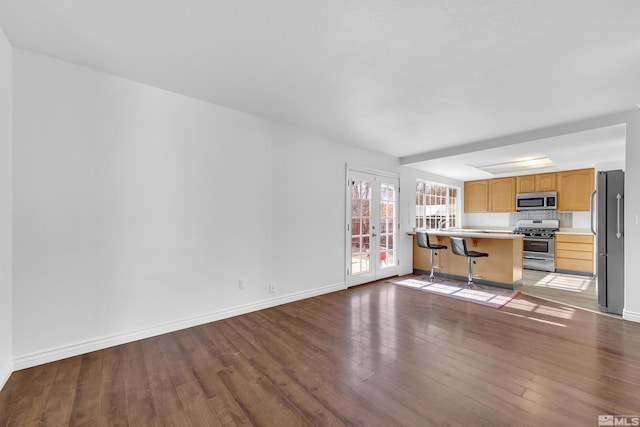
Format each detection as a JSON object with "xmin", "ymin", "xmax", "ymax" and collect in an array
[
  {"xmin": 238, "ymin": 279, "xmax": 246, "ymax": 289},
  {"xmin": 269, "ymin": 282, "xmax": 276, "ymax": 293}
]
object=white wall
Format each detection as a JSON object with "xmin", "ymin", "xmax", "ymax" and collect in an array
[
  {"xmin": 270, "ymin": 124, "xmax": 401, "ymax": 290},
  {"xmin": 624, "ymin": 115, "xmax": 640, "ymax": 322},
  {"xmin": 0, "ymin": 25, "xmax": 13, "ymax": 388},
  {"xmin": 12, "ymin": 49, "xmax": 275, "ymax": 363},
  {"xmin": 11, "ymin": 49, "xmax": 403, "ymax": 366}
]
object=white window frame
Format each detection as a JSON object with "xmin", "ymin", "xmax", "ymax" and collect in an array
[{"xmin": 415, "ymin": 180, "xmax": 461, "ymax": 230}]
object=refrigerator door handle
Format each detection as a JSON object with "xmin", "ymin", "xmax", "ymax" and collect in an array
[
  {"xmin": 590, "ymin": 190, "xmax": 597, "ymax": 235},
  {"xmin": 616, "ymin": 193, "xmax": 622, "ymax": 238}
]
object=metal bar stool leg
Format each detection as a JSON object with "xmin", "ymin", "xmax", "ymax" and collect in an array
[{"xmin": 429, "ymin": 249, "xmax": 436, "ymax": 282}]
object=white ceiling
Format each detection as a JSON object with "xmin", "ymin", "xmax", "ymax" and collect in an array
[{"xmin": 0, "ymin": 1, "xmax": 637, "ymax": 179}]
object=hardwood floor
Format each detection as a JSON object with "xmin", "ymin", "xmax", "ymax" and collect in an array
[
  {"xmin": 2, "ymin": 277, "xmax": 640, "ymax": 426},
  {"xmin": 520, "ymin": 269, "xmax": 600, "ymax": 313}
]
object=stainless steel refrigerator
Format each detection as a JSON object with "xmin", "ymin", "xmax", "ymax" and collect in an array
[{"xmin": 592, "ymin": 170, "xmax": 624, "ymax": 315}]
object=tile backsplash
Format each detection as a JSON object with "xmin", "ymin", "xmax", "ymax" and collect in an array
[
  {"xmin": 464, "ymin": 210, "xmax": 588, "ymax": 229},
  {"xmin": 510, "ymin": 210, "xmax": 573, "ymax": 228}
]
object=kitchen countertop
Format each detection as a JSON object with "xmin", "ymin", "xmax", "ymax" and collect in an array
[
  {"xmin": 409, "ymin": 229, "xmax": 522, "ymax": 240},
  {"xmin": 556, "ymin": 228, "xmax": 593, "ymax": 235}
]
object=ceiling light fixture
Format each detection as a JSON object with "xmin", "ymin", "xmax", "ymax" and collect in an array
[{"xmin": 468, "ymin": 153, "xmax": 555, "ymax": 175}]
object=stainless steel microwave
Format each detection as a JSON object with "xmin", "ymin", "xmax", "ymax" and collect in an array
[{"xmin": 516, "ymin": 192, "xmax": 557, "ymax": 211}]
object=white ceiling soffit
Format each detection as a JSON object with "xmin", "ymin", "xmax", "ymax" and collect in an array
[
  {"xmin": 0, "ymin": 2, "xmax": 639, "ymax": 159},
  {"xmin": 405, "ymin": 124, "xmax": 626, "ymax": 181},
  {"xmin": 469, "ymin": 153, "xmax": 554, "ymax": 175}
]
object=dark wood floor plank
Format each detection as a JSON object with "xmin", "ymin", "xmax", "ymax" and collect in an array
[
  {"xmin": 38, "ymin": 357, "xmax": 82, "ymax": 426},
  {"xmin": 123, "ymin": 339, "xmax": 159, "ymax": 427},
  {"xmin": 230, "ymin": 311, "xmax": 402, "ymax": 425},
  {"xmin": 2, "ymin": 275, "xmax": 640, "ymax": 426},
  {"xmin": 198, "ymin": 320, "xmax": 316, "ymax": 426},
  {"xmin": 374, "ymin": 357, "xmax": 520, "ymax": 426},
  {"xmin": 1, "ymin": 361, "xmax": 60, "ymax": 426},
  {"xmin": 174, "ymin": 380, "xmax": 222, "ymax": 427},
  {"xmin": 140, "ymin": 336, "xmax": 191, "ymax": 427},
  {"xmin": 157, "ymin": 329, "xmax": 222, "ymax": 427},
  {"xmin": 98, "ymin": 345, "xmax": 128, "ymax": 426},
  {"xmin": 221, "ymin": 318, "xmax": 351, "ymax": 426},
  {"xmin": 252, "ymin": 321, "xmax": 426, "ymax": 425},
  {"xmin": 67, "ymin": 351, "xmax": 103, "ymax": 426},
  {"xmin": 176, "ymin": 327, "xmax": 253, "ymax": 425}
]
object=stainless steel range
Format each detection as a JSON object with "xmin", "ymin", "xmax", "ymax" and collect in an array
[{"xmin": 513, "ymin": 219, "xmax": 559, "ymax": 272}]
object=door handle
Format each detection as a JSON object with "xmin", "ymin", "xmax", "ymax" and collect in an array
[
  {"xmin": 616, "ymin": 193, "xmax": 622, "ymax": 239},
  {"xmin": 590, "ymin": 190, "xmax": 597, "ymax": 235}
]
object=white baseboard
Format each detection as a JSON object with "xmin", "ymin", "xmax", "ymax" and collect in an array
[
  {"xmin": 623, "ymin": 309, "xmax": 640, "ymax": 323},
  {"xmin": 0, "ymin": 358, "xmax": 12, "ymax": 392},
  {"xmin": 13, "ymin": 282, "xmax": 345, "ymax": 371}
]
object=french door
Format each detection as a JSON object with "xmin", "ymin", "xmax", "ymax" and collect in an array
[{"xmin": 346, "ymin": 169, "xmax": 399, "ymax": 287}]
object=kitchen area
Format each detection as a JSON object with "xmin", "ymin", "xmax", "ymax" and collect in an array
[{"xmin": 412, "ymin": 164, "xmax": 625, "ymax": 316}]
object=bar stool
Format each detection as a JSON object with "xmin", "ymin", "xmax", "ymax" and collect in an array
[
  {"xmin": 416, "ymin": 231, "xmax": 447, "ymax": 282},
  {"xmin": 449, "ymin": 237, "xmax": 488, "ymax": 289}
]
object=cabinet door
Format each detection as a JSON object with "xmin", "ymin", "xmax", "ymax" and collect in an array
[
  {"xmin": 557, "ymin": 168, "xmax": 594, "ymax": 211},
  {"xmin": 516, "ymin": 175, "xmax": 535, "ymax": 193},
  {"xmin": 464, "ymin": 180, "xmax": 488, "ymax": 213},
  {"xmin": 489, "ymin": 177, "xmax": 516, "ymax": 212},
  {"xmin": 535, "ymin": 173, "xmax": 557, "ymax": 191}
]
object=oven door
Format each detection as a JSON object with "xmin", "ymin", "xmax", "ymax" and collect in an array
[
  {"xmin": 523, "ymin": 237, "xmax": 555, "ymax": 272},
  {"xmin": 523, "ymin": 237, "xmax": 554, "ymax": 255}
]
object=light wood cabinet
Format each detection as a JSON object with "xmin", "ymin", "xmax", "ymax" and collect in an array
[
  {"xmin": 516, "ymin": 173, "xmax": 556, "ymax": 193},
  {"xmin": 464, "ymin": 168, "xmax": 590, "ymax": 213},
  {"xmin": 535, "ymin": 173, "xmax": 557, "ymax": 191},
  {"xmin": 516, "ymin": 175, "xmax": 536, "ymax": 193},
  {"xmin": 555, "ymin": 234, "xmax": 594, "ymax": 274},
  {"xmin": 489, "ymin": 177, "xmax": 516, "ymax": 212},
  {"xmin": 557, "ymin": 168, "xmax": 594, "ymax": 211},
  {"xmin": 464, "ymin": 180, "xmax": 488, "ymax": 213}
]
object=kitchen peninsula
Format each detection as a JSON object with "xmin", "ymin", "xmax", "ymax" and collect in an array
[{"xmin": 411, "ymin": 230, "xmax": 524, "ymax": 289}]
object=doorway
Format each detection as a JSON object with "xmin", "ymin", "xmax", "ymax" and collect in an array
[{"xmin": 346, "ymin": 168, "xmax": 399, "ymax": 287}]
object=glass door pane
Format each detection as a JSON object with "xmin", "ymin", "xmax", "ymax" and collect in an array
[
  {"xmin": 379, "ymin": 182, "xmax": 397, "ymax": 270},
  {"xmin": 350, "ymin": 177, "xmax": 372, "ymax": 278},
  {"xmin": 347, "ymin": 170, "xmax": 399, "ymax": 286}
]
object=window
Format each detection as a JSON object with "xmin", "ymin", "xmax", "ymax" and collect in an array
[{"xmin": 416, "ymin": 180, "xmax": 459, "ymax": 229}]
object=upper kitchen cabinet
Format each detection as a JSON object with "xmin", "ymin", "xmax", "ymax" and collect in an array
[
  {"xmin": 516, "ymin": 175, "xmax": 535, "ymax": 193},
  {"xmin": 535, "ymin": 173, "xmax": 557, "ymax": 192},
  {"xmin": 464, "ymin": 180, "xmax": 488, "ymax": 213},
  {"xmin": 516, "ymin": 173, "xmax": 557, "ymax": 193},
  {"xmin": 557, "ymin": 168, "xmax": 594, "ymax": 211},
  {"xmin": 464, "ymin": 168, "xmax": 592, "ymax": 213},
  {"xmin": 489, "ymin": 177, "xmax": 516, "ymax": 212}
]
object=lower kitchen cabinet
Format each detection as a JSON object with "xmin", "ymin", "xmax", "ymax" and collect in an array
[{"xmin": 555, "ymin": 233, "xmax": 594, "ymax": 274}]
